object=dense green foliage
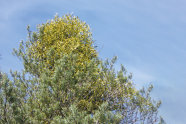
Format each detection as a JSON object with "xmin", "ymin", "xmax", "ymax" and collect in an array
[{"xmin": 0, "ymin": 15, "xmax": 164, "ymax": 124}]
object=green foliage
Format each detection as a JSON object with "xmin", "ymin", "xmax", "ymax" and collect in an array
[{"xmin": 0, "ymin": 14, "xmax": 164, "ymax": 124}]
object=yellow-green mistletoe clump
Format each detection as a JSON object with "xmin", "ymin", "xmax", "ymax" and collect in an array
[{"xmin": 19, "ymin": 15, "xmax": 97, "ymax": 76}]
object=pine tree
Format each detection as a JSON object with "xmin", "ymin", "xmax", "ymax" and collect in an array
[{"xmin": 0, "ymin": 14, "xmax": 164, "ymax": 124}]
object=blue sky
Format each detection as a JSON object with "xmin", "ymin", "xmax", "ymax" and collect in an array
[{"xmin": 0, "ymin": 0, "xmax": 186, "ymax": 123}]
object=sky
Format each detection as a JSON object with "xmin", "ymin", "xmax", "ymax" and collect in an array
[{"xmin": 0, "ymin": 0, "xmax": 186, "ymax": 123}]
